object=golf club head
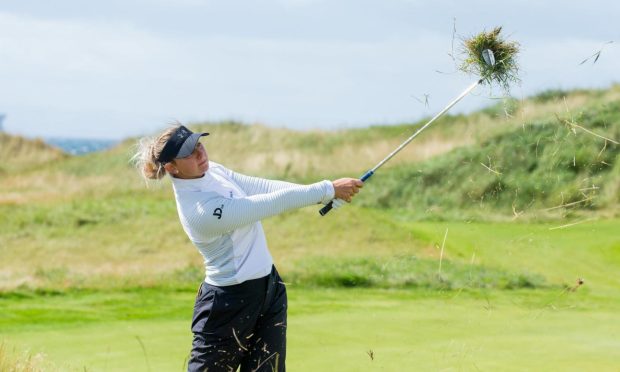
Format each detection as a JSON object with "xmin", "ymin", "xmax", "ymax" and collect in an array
[{"xmin": 482, "ymin": 49, "xmax": 496, "ymax": 66}]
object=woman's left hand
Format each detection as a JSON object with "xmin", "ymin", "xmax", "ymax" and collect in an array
[{"xmin": 332, "ymin": 178, "xmax": 364, "ymax": 202}]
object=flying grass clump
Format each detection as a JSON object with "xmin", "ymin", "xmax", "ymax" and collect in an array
[{"xmin": 460, "ymin": 27, "xmax": 520, "ymax": 91}]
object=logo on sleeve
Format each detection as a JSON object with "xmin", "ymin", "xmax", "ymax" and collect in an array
[{"xmin": 213, "ymin": 205, "xmax": 224, "ymax": 219}]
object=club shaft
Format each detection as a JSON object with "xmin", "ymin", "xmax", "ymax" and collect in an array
[
  {"xmin": 370, "ymin": 79, "xmax": 481, "ymax": 173},
  {"xmin": 319, "ymin": 79, "xmax": 481, "ymax": 217}
]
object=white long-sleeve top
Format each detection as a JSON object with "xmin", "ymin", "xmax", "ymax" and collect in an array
[{"xmin": 171, "ymin": 161, "xmax": 335, "ymax": 286}]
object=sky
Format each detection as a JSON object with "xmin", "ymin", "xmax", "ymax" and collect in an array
[{"xmin": 1, "ymin": 0, "xmax": 619, "ymax": 140}]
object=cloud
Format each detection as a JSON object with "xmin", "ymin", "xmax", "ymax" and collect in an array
[
  {"xmin": 0, "ymin": 12, "xmax": 191, "ymax": 80},
  {"xmin": 1, "ymin": 3, "xmax": 619, "ymax": 139},
  {"xmin": 0, "ymin": 9, "xmax": 455, "ymax": 135},
  {"xmin": 274, "ymin": 0, "xmax": 327, "ymax": 7},
  {"xmin": 0, "ymin": 11, "xmax": 208, "ymax": 114}
]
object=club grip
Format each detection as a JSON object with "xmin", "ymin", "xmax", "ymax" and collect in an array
[
  {"xmin": 319, "ymin": 170, "xmax": 374, "ymax": 216},
  {"xmin": 360, "ymin": 170, "xmax": 374, "ymax": 182},
  {"xmin": 319, "ymin": 201, "xmax": 334, "ymax": 216}
]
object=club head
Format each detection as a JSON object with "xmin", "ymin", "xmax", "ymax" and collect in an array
[{"xmin": 482, "ymin": 49, "xmax": 496, "ymax": 66}]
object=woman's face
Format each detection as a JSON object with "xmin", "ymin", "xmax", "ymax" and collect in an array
[{"xmin": 167, "ymin": 141, "xmax": 209, "ymax": 179}]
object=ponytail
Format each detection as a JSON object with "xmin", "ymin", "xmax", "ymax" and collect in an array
[{"xmin": 131, "ymin": 125, "xmax": 181, "ymax": 183}]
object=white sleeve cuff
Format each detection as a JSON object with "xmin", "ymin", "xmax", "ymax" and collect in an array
[{"xmin": 320, "ymin": 180, "xmax": 335, "ymax": 204}]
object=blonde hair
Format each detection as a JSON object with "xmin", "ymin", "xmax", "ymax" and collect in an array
[{"xmin": 131, "ymin": 125, "xmax": 181, "ymax": 182}]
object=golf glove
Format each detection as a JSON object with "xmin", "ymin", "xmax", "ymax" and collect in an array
[{"xmin": 331, "ymin": 198, "xmax": 346, "ymax": 210}]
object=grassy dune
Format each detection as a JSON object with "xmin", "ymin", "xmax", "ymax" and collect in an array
[
  {"xmin": 357, "ymin": 101, "xmax": 620, "ymax": 219},
  {"xmin": 1, "ymin": 85, "xmax": 617, "ymax": 208},
  {"xmin": 189, "ymin": 85, "xmax": 620, "ymax": 179},
  {"xmin": 0, "ymin": 133, "xmax": 67, "ymax": 177}
]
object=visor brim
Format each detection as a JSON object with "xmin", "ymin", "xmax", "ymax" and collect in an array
[{"xmin": 175, "ymin": 132, "xmax": 209, "ymax": 158}]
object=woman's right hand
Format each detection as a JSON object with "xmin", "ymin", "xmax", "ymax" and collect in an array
[{"xmin": 332, "ymin": 178, "xmax": 364, "ymax": 202}]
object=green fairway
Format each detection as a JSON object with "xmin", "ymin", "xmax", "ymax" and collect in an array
[
  {"xmin": 2, "ymin": 288, "xmax": 619, "ymax": 371},
  {"xmin": 405, "ymin": 219, "xmax": 620, "ymax": 292}
]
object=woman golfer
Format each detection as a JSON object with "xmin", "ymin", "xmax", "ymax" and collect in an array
[{"xmin": 134, "ymin": 124, "xmax": 363, "ymax": 372}]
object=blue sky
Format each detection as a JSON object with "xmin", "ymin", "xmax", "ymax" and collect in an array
[{"xmin": 1, "ymin": 0, "xmax": 618, "ymax": 139}]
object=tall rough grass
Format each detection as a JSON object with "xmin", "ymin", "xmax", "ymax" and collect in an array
[
  {"xmin": 0, "ymin": 133, "xmax": 67, "ymax": 174},
  {"xmin": 0, "ymin": 343, "xmax": 53, "ymax": 372},
  {"xmin": 2, "ymin": 85, "xmax": 619, "ymax": 191},
  {"xmin": 286, "ymin": 256, "xmax": 549, "ymax": 290},
  {"xmin": 357, "ymin": 99, "xmax": 619, "ymax": 220}
]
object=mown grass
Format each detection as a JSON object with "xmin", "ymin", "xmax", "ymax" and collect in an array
[
  {"xmin": 0, "ymin": 289, "xmax": 193, "ymax": 333},
  {"xmin": 2, "ymin": 287, "xmax": 619, "ymax": 371}
]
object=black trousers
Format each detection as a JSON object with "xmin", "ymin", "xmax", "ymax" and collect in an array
[{"xmin": 188, "ymin": 266, "xmax": 287, "ymax": 372}]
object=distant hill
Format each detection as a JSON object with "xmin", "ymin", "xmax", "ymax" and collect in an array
[
  {"xmin": 186, "ymin": 85, "xmax": 620, "ymax": 182},
  {"xmin": 1, "ymin": 84, "xmax": 618, "ymax": 218}
]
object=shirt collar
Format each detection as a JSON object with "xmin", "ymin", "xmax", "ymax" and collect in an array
[{"xmin": 170, "ymin": 170, "xmax": 214, "ymax": 192}]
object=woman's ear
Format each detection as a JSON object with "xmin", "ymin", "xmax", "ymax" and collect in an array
[{"xmin": 163, "ymin": 163, "xmax": 176, "ymax": 174}]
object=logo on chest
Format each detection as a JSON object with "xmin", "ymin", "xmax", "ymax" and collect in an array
[{"xmin": 213, "ymin": 204, "xmax": 224, "ymax": 219}]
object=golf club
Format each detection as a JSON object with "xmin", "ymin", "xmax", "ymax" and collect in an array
[{"xmin": 320, "ymin": 49, "xmax": 496, "ymax": 216}]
